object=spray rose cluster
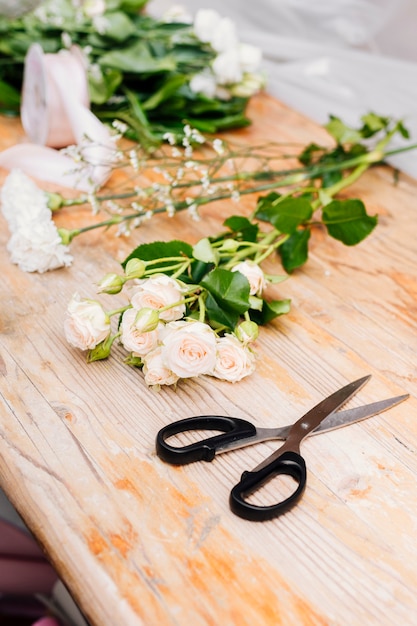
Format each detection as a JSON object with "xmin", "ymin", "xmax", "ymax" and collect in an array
[
  {"xmin": 65, "ymin": 268, "xmax": 257, "ymax": 388},
  {"xmin": 64, "ymin": 215, "xmax": 291, "ymax": 389}
]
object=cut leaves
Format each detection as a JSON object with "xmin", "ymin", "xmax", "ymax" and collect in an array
[{"xmin": 322, "ymin": 199, "xmax": 378, "ymax": 245}]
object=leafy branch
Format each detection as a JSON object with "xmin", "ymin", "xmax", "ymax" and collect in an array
[{"xmin": 52, "ymin": 112, "xmax": 416, "ymax": 274}]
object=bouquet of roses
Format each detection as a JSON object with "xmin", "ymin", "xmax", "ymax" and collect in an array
[{"xmin": 64, "ymin": 214, "xmax": 291, "ymax": 388}]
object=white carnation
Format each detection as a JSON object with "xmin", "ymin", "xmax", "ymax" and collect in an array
[
  {"xmin": 212, "ymin": 49, "xmax": 243, "ymax": 85},
  {"xmin": 193, "ymin": 9, "xmax": 221, "ymax": 43},
  {"xmin": 7, "ymin": 219, "xmax": 73, "ymax": 273},
  {"xmin": 210, "ymin": 17, "xmax": 238, "ymax": 53},
  {"xmin": 1, "ymin": 169, "xmax": 51, "ymax": 233},
  {"xmin": 189, "ymin": 71, "xmax": 217, "ymax": 99},
  {"xmin": 239, "ymin": 43, "xmax": 263, "ymax": 73}
]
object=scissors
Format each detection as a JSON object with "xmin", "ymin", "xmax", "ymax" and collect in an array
[{"xmin": 156, "ymin": 375, "xmax": 408, "ymax": 521}]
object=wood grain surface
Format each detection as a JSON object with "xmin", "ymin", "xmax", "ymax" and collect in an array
[{"xmin": 0, "ymin": 94, "xmax": 416, "ymax": 626}]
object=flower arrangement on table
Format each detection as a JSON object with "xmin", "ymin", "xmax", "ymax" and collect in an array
[
  {"xmin": 63, "ymin": 227, "xmax": 290, "ymax": 388},
  {"xmin": 1, "ymin": 112, "xmax": 404, "ymax": 389},
  {"xmin": 0, "ymin": 0, "xmax": 264, "ymax": 142}
]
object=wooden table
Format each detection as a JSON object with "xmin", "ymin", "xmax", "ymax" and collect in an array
[{"xmin": 1, "ymin": 94, "xmax": 417, "ymax": 626}]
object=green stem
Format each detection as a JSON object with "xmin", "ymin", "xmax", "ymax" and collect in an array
[{"xmin": 107, "ymin": 305, "xmax": 131, "ymax": 317}]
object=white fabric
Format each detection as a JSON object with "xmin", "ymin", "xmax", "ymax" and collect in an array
[{"xmin": 150, "ymin": 0, "xmax": 417, "ymax": 177}]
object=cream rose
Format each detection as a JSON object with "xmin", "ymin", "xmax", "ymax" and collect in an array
[
  {"xmin": 211, "ymin": 335, "xmax": 256, "ymax": 382},
  {"xmin": 120, "ymin": 308, "xmax": 160, "ymax": 357},
  {"xmin": 130, "ymin": 274, "xmax": 185, "ymax": 322},
  {"xmin": 64, "ymin": 294, "xmax": 110, "ymax": 350},
  {"xmin": 142, "ymin": 347, "xmax": 179, "ymax": 387},
  {"xmin": 159, "ymin": 320, "xmax": 217, "ymax": 378},
  {"xmin": 232, "ymin": 260, "xmax": 266, "ymax": 296}
]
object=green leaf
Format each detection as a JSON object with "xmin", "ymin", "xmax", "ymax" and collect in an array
[
  {"xmin": 122, "ymin": 240, "xmax": 193, "ymax": 270},
  {"xmin": 298, "ymin": 142, "xmax": 323, "ymax": 166},
  {"xmin": 396, "ymin": 120, "xmax": 410, "ymax": 139},
  {"xmin": 325, "ymin": 116, "xmax": 363, "ymax": 145},
  {"xmin": 223, "ymin": 215, "xmax": 258, "ymax": 242},
  {"xmin": 249, "ymin": 296, "xmax": 263, "ymax": 311},
  {"xmin": 88, "ymin": 68, "xmax": 122, "ymax": 105},
  {"xmin": 100, "ymin": 40, "xmax": 176, "ymax": 73},
  {"xmin": 279, "ymin": 229, "xmax": 311, "ymax": 273},
  {"xmin": 118, "ymin": 0, "xmax": 148, "ymax": 13},
  {"xmin": 255, "ymin": 196, "xmax": 313, "ymax": 234},
  {"xmin": 190, "ymin": 259, "xmax": 214, "ymax": 283},
  {"xmin": 142, "ymin": 75, "xmax": 187, "ymax": 111},
  {"xmin": 360, "ymin": 112, "xmax": 390, "ymax": 137},
  {"xmin": 100, "ymin": 11, "xmax": 136, "ymax": 41},
  {"xmin": 201, "ymin": 268, "xmax": 250, "ymax": 314},
  {"xmin": 0, "ymin": 79, "xmax": 20, "ymax": 111},
  {"xmin": 322, "ymin": 199, "xmax": 378, "ymax": 245},
  {"xmin": 192, "ymin": 238, "xmax": 219, "ymax": 264},
  {"xmin": 250, "ymin": 298, "xmax": 291, "ymax": 325},
  {"xmin": 254, "ymin": 192, "xmax": 281, "ymax": 222},
  {"xmin": 205, "ymin": 293, "xmax": 240, "ymax": 330}
]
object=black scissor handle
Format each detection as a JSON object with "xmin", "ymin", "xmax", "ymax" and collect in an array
[
  {"xmin": 156, "ymin": 415, "xmax": 257, "ymax": 465},
  {"xmin": 229, "ymin": 451, "xmax": 307, "ymax": 521}
]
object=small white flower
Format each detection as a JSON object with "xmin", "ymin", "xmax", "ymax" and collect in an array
[
  {"xmin": 159, "ymin": 320, "xmax": 217, "ymax": 378},
  {"xmin": 130, "ymin": 274, "xmax": 185, "ymax": 322},
  {"xmin": 210, "ymin": 17, "xmax": 238, "ymax": 53},
  {"xmin": 142, "ymin": 347, "xmax": 179, "ymax": 388},
  {"xmin": 92, "ymin": 15, "xmax": 109, "ymax": 35},
  {"xmin": 61, "ymin": 32, "xmax": 72, "ymax": 48},
  {"xmin": 64, "ymin": 294, "xmax": 110, "ymax": 350},
  {"xmin": 212, "ymin": 138, "xmax": 224, "ymax": 155},
  {"xmin": 232, "ymin": 261, "xmax": 266, "ymax": 296},
  {"xmin": 189, "ymin": 71, "xmax": 217, "ymax": 98},
  {"xmin": 161, "ymin": 5, "xmax": 193, "ymax": 24},
  {"xmin": 83, "ymin": 0, "xmax": 106, "ymax": 18},
  {"xmin": 193, "ymin": 9, "xmax": 221, "ymax": 44},
  {"xmin": 239, "ymin": 43, "xmax": 262, "ymax": 73},
  {"xmin": 212, "ymin": 48, "xmax": 243, "ymax": 85},
  {"xmin": 230, "ymin": 73, "xmax": 266, "ymax": 98},
  {"xmin": 163, "ymin": 132, "xmax": 176, "ymax": 145},
  {"xmin": 112, "ymin": 120, "xmax": 129, "ymax": 134},
  {"xmin": 211, "ymin": 335, "xmax": 256, "ymax": 382},
  {"xmin": 120, "ymin": 308, "xmax": 161, "ymax": 357}
]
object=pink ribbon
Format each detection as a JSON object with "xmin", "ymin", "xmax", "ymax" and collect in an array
[{"xmin": 0, "ymin": 44, "xmax": 114, "ymax": 191}]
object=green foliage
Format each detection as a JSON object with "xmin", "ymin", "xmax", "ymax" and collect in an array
[
  {"xmin": 279, "ymin": 230, "xmax": 311, "ymax": 273},
  {"xmin": 0, "ymin": 0, "xmax": 255, "ymax": 140},
  {"xmin": 322, "ymin": 199, "xmax": 378, "ymax": 245}
]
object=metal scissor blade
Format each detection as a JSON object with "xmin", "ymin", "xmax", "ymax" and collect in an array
[
  {"xmin": 287, "ymin": 375, "xmax": 372, "ymax": 443},
  {"xmin": 230, "ymin": 394, "xmax": 410, "ymax": 449},
  {"xmin": 312, "ymin": 394, "xmax": 409, "ymax": 435},
  {"xmin": 252, "ymin": 376, "xmax": 372, "ymax": 472}
]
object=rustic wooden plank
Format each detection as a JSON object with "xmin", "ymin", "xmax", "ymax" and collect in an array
[{"xmin": 0, "ymin": 93, "xmax": 416, "ymax": 625}]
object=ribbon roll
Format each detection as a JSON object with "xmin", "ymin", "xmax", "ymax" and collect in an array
[
  {"xmin": 21, "ymin": 43, "xmax": 90, "ymax": 148},
  {"xmin": 0, "ymin": 43, "xmax": 114, "ymax": 191}
]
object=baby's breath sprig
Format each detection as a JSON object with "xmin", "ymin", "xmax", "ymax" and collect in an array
[{"xmin": 54, "ymin": 112, "xmax": 417, "ymax": 272}]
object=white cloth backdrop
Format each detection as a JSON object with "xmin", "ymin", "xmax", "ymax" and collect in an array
[{"xmin": 150, "ymin": 0, "xmax": 417, "ymax": 177}]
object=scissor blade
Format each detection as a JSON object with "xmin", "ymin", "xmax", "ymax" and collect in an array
[
  {"xmin": 313, "ymin": 394, "xmax": 409, "ymax": 435},
  {"xmin": 287, "ymin": 375, "xmax": 371, "ymax": 443}
]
